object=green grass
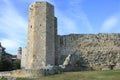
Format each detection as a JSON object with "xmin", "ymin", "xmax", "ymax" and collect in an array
[{"xmin": 1, "ymin": 70, "xmax": 120, "ymax": 80}]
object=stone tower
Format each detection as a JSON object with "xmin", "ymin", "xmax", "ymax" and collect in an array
[{"xmin": 25, "ymin": 2, "xmax": 57, "ymax": 69}]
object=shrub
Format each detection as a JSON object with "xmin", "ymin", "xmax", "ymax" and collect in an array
[
  {"xmin": 0, "ymin": 60, "xmax": 12, "ymax": 71},
  {"xmin": 12, "ymin": 59, "xmax": 21, "ymax": 70}
]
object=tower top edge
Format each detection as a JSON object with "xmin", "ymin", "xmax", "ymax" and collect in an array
[{"xmin": 29, "ymin": 1, "xmax": 54, "ymax": 8}]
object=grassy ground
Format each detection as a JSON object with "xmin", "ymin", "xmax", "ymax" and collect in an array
[{"xmin": 1, "ymin": 70, "xmax": 120, "ymax": 80}]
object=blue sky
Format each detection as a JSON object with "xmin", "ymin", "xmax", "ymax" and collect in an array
[{"xmin": 0, "ymin": 0, "xmax": 120, "ymax": 54}]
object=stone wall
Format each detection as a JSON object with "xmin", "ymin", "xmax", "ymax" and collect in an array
[
  {"xmin": 25, "ymin": 2, "xmax": 56, "ymax": 69},
  {"xmin": 21, "ymin": 1, "xmax": 120, "ymax": 71},
  {"xmin": 57, "ymin": 33, "xmax": 120, "ymax": 70},
  {"xmin": 46, "ymin": 2, "xmax": 55, "ymax": 66},
  {"xmin": 21, "ymin": 47, "xmax": 27, "ymax": 69},
  {"xmin": 0, "ymin": 69, "xmax": 43, "ymax": 78},
  {"xmin": 0, "ymin": 66, "xmax": 62, "ymax": 78}
]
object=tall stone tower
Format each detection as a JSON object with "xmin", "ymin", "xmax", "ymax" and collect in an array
[{"xmin": 25, "ymin": 2, "xmax": 57, "ymax": 69}]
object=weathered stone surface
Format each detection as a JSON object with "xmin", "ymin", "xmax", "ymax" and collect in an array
[
  {"xmin": 24, "ymin": 2, "xmax": 56, "ymax": 69},
  {"xmin": 20, "ymin": 1, "xmax": 120, "ymax": 75},
  {"xmin": 0, "ymin": 69, "xmax": 42, "ymax": 78},
  {"xmin": 0, "ymin": 66, "xmax": 62, "ymax": 78},
  {"xmin": 17, "ymin": 47, "xmax": 22, "ymax": 59},
  {"xmin": 62, "ymin": 54, "xmax": 82, "ymax": 71},
  {"xmin": 21, "ymin": 47, "xmax": 27, "ymax": 69},
  {"xmin": 57, "ymin": 34, "xmax": 120, "ymax": 70},
  {"xmin": 40, "ymin": 65, "xmax": 62, "ymax": 76}
]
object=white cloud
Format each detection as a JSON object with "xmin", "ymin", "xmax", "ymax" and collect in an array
[
  {"xmin": 57, "ymin": 10, "xmax": 78, "ymax": 34},
  {"xmin": 0, "ymin": 39, "xmax": 19, "ymax": 50},
  {"xmin": 101, "ymin": 16, "xmax": 119, "ymax": 32},
  {"xmin": 56, "ymin": 0, "xmax": 93, "ymax": 34},
  {"xmin": 0, "ymin": 0, "xmax": 27, "ymax": 54},
  {"xmin": 68, "ymin": 0, "xmax": 93, "ymax": 33},
  {"xmin": 2, "ymin": 0, "xmax": 114, "ymax": 54},
  {"xmin": 0, "ymin": 0, "xmax": 56, "ymax": 54},
  {"xmin": 63, "ymin": 18, "xmax": 77, "ymax": 32}
]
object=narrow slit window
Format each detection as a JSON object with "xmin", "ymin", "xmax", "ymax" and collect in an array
[{"xmin": 31, "ymin": 25, "xmax": 32, "ymax": 28}]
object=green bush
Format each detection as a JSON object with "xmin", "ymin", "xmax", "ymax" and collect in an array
[
  {"xmin": 0, "ymin": 59, "xmax": 21, "ymax": 71},
  {"xmin": 12, "ymin": 59, "xmax": 21, "ymax": 70},
  {"xmin": 0, "ymin": 60, "xmax": 12, "ymax": 71},
  {"xmin": 0, "ymin": 77, "xmax": 7, "ymax": 80}
]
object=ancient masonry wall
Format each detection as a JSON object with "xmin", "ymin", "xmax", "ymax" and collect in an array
[
  {"xmin": 21, "ymin": 1, "xmax": 120, "ymax": 71},
  {"xmin": 21, "ymin": 47, "xmax": 27, "ymax": 69},
  {"xmin": 25, "ymin": 2, "xmax": 56, "ymax": 69},
  {"xmin": 57, "ymin": 33, "xmax": 120, "ymax": 70}
]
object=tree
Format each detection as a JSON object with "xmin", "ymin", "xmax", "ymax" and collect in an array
[
  {"xmin": 12, "ymin": 59, "xmax": 21, "ymax": 70},
  {"xmin": 0, "ymin": 60, "xmax": 12, "ymax": 71}
]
